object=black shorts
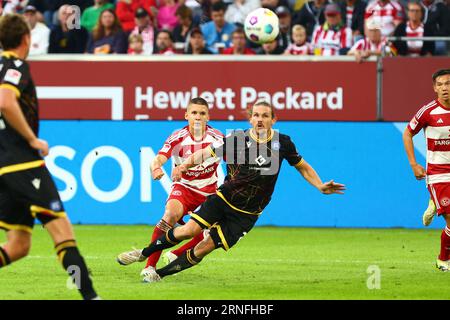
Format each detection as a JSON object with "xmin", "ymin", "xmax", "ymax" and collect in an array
[
  {"xmin": 190, "ymin": 193, "xmax": 258, "ymax": 251},
  {"xmin": 0, "ymin": 161, "xmax": 66, "ymax": 233}
]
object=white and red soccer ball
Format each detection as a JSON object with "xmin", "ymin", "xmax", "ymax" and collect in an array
[{"xmin": 244, "ymin": 8, "xmax": 280, "ymax": 44}]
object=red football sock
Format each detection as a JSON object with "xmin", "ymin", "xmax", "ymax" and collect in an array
[
  {"xmin": 145, "ymin": 226, "xmax": 165, "ymax": 268},
  {"xmin": 439, "ymin": 226, "xmax": 450, "ymax": 261},
  {"xmin": 171, "ymin": 232, "xmax": 205, "ymax": 257}
]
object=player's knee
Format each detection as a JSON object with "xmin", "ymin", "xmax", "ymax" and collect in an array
[{"xmin": 179, "ymin": 221, "xmax": 202, "ymax": 238}]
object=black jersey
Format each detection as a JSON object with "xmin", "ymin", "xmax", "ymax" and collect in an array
[
  {"xmin": 0, "ymin": 52, "xmax": 40, "ymax": 165},
  {"xmin": 209, "ymin": 129, "xmax": 303, "ymax": 215}
]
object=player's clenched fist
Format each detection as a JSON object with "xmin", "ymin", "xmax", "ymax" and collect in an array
[
  {"xmin": 152, "ymin": 167, "xmax": 164, "ymax": 180},
  {"xmin": 411, "ymin": 163, "xmax": 426, "ymax": 180}
]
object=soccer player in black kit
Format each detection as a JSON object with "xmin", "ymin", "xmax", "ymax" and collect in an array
[
  {"xmin": 0, "ymin": 14, "xmax": 99, "ymax": 300},
  {"xmin": 118, "ymin": 101, "xmax": 345, "ymax": 282}
]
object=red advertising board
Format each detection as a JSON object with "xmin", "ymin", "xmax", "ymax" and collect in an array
[
  {"xmin": 29, "ymin": 58, "xmax": 377, "ymax": 121},
  {"xmin": 382, "ymin": 57, "xmax": 450, "ymax": 121}
]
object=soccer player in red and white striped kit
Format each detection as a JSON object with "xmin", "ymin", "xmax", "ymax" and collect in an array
[
  {"xmin": 118, "ymin": 97, "xmax": 224, "ymax": 282},
  {"xmin": 403, "ymin": 69, "xmax": 450, "ymax": 271}
]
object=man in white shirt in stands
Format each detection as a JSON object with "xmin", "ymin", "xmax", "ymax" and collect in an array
[{"xmin": 22, "ymin": 5, "xmax": 50, "ymax": 55}]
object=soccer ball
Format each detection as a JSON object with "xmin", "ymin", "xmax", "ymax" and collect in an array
[{"xmin": 244, "ymin": 8, "xmax": 280, "ymax": 44}]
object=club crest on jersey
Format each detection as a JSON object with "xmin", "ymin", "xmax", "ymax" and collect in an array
[
  {"xmin": 441, "ymin": 197, "xmax": 450, "ymax": 207},
  {"xmin": 50, "ymin": 200, "xmax": 62, "ymax": 212},
  {"xmin": 4, "ymin": 69, "xmax": 22, "ymax": 85},
  {"xmin": 272, "ymin": 141, "xmax": 280, "ymax": 151}
]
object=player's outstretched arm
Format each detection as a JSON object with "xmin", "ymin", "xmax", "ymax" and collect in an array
[
  {"xmin": 151, "ymin": 154, "xmax": 168, "ymax": 180},
  {"xmin": 295, "ymin": 160, "xmax": 345, "ymax": 195},
  {"xmin": 0, "ymin": 88, "xmax": 49, "ymax": 156},
  {"xmin": 402, "ymin": 128, "xmax": 426, "ymax": 180},
  {"xmin": 172, "ymin": 147, "xmax": 213, "ymax": 181}
]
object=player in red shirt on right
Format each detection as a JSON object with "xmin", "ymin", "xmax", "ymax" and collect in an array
[
  {"xmin": 403, "ymin": 69, "xmax": 450, "ymax": 271},
  {"xmin": 117, "ymin": 97, "xmax": 224, "ymax": 282}
]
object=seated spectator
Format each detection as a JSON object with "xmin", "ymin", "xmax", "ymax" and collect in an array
[
  {"xmin": 292, "ymin": 0, "xmax": 330, "ymax": 40},
  {"xmin": 172, "ymin": 5, "xmax": 197, "ymax": 44},
  {"xmin": 284, "ymin": 24, "xmax": 312, "ymax": 55},
  {"xmin": 3, "ymin": 0, "xmax": 27, "ymax": 14},
  {"xmin": 116, "ymin": 0, "xmax": 157, "ymax": 33},
  {"xmin": 157, "ymin": 0, "xmax": 180, "ymax": 31},
  {"xmin": 348, "ymin": 18, "xmax": 390, "ymax": 62},
  {"xmin": 421, "ymin": 0, "xmax": 450, "ymax": 55},
  {"xmin": 275, "ymin": 6, "xmax": 293, "ymax": 51},
  {"xmin": 49, "ymin": 4, "xmax": 89, "ymax": 53},
  {"xmin": 23, "ymin": 5, "xmax": 50, "ymax": 55},
  {"xmin": 130, "ymin": 7, "xmax": 155, "ymax": 54},
  {"xmin": 185, "ymin": 27, "xmax": 213, "ymax": 54},
  {"xmin": 222, "ymin": 28, "xmax": 256, "ymax": 54},
  {"xmin": 255, "ymin": 37, "xmax": 285, "ymax": 54},
  {"xmin": 311, "ymin": 3, "xmax": 353, "ymax": 55},
  {"xmin": 86, "ymin": 8, "xmax": 129, "ymax": 54},
  {"xmin": 337, "ymin": 0, "xmax": 367, "ymax": 42},
  {"xmin": 393, "ymin": 0, "xmax": 435, "ymax": 56},
  {"xmin": 364, "ymin": 0, "xmax": 405, "ymax": 37},
  {"xmin": 81, "ymin": 0, "xmax": 115, "ymax": 33},
  {"xmin": 128, "ymin": 33, "xmax": 145, "ymax": 54},
  {"xmin": 155, "ymin": 29, "xmax": 176, "ymax": 54},
  {"xmin": 201, "ymin": 1, "xmax": 236, "ymax": 54},
  {"xmin": 224, "ymin": 0, "xmax": 261, "ymax": 26}
]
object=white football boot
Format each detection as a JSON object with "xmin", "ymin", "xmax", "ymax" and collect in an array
[
  {"xmin": 436, "ymin": 258, "xmax": 450, "ymax": 272},
  {"xmin": 141, "ymin": 266, "xmax": 161, "ymax": 283},
  {"xmin": 116, "ymin": 248, "xmax": 146, "ymax": 265},
  {"xmin": 423, "ymin": 199, "xmax": 437, "ymax": 227}
]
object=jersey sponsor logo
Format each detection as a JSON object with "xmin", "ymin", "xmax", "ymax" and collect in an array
[
  {"xmin": 434, "ymin": 139, "xmax": 450, "ymax": 146},
  {"xmin": 4, "ymin": 69, "xmax": 22, "ymax": 85},
  {"xmin": 185, "ymin": 165, "xmax": 215, "ymax": 177},
  {"xmin": 31, "ymin": 178, "xmax": 41, "ymax": 190}
]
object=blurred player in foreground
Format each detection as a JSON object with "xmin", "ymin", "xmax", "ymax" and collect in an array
[
  {"xmin": 117, "ymin": 101, "xmax": 345, "ymax": 282},
  {"xmin": 118, "ymin": 97, "xmax": 224, "ymax": 282},
  {"xmin": 403, "ymin": 68, "xmax": 450, "ymax": 271},
  {"xmin": 0, "ymin": 14, "xmax": 100, "ymax": 299}
]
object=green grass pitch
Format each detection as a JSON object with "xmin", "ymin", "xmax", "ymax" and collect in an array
[{"xmin": 0, "ymin": 225, "xmax": 449, "ymax": 300}]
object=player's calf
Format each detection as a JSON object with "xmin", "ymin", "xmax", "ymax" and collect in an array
[{"xmin": 55, "ymin": 239, "xmax": 99, "ymax": 300}]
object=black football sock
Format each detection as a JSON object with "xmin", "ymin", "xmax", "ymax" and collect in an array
[
  {"xmin": 156, "ymin": 249, "xmax": 202, "ymax": 278},
  {"xmin": 141, "ymin": 228, "xmax": 181, "ymax": 257},
  {"xmin": 0, "ymin": 246, "xmax": 11, "ymax": 268},
  {"xmin": 55, "ymin": 240, "xmax": 99, "ymax": 300}
]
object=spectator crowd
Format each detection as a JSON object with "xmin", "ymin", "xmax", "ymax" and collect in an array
[{"xmin": 0, "ymin": 0, "xmax": 448, "ymax": 58}]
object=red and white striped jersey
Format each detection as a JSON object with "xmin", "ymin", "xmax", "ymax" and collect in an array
[
  {"xmin": 349, "ymin": 36, "xmax": 387, "ymax": 52},
  {"xmin": 407, "ymin": 100, "xmax": 450, "ymax": 184},
  {"xmin": 158, "ymin": 125, "xmax": 224, "ymax": 195},
  {"xmin": 365, "ymin": 0, "xmax": 404, "ymax": 36},
  {"xmin": 284, "ymin": 42, "xmax": 311, "ymax": 55},
  {"xmin": 311, "ymin": 25, "xmax": 353, "ymax": 56},
  {"xmin": 405, "ymin": 22, "xmax": 424, "ymax": 56}
]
